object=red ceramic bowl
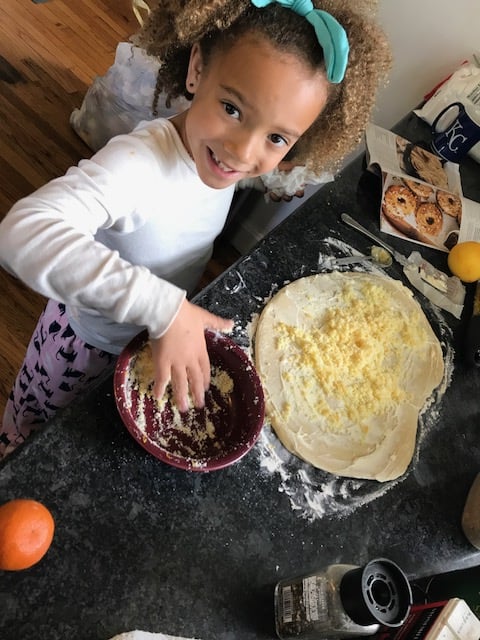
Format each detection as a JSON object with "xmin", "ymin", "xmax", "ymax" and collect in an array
[{"xmin": 114, "ymin": 330, "xmax": 265, "ymax": 471}]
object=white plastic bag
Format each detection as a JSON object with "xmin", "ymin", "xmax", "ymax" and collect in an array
[
  {"xmin": 414, "ymin": 55, "xmax": 480, "ymax": 164},
  {"xmin": 70, "ymin": 42, "xmax": 189, "ymax": 151}
]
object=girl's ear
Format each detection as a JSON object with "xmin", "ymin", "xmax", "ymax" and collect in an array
[{"xmin": 185, "ymin": 43, "xmax": 203, "ymax": 93}]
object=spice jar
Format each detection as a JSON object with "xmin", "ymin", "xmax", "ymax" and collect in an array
[{"xmin": 274, "ymin": 558, "xmax": 412, "ymax": 639}]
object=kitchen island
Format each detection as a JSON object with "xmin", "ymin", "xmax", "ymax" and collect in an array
[{"xmin": 1, "ymin": 112, "xmax": 479, "ymax": 640}]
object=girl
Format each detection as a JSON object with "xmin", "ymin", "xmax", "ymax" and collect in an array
[{"xmin": 0, "ymin": 0, "xmax": 391, "ymax": 457}]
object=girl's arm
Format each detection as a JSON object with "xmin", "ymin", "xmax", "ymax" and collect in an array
[{"xmin": 0, "ymin": 142, "xmax": 185, "ymax": 339}]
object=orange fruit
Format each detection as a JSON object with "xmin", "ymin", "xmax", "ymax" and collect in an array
[
  {"xmin": 0, "ymin": 499, "xmax": 55, "ymax": 570},
  {"xmin": 447, "ymin": 241, "xmax": 480, "ymax": 283}
]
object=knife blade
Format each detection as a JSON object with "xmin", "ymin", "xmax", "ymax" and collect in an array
[{"xmin": 465, "ymin": 280, "xmax": 480, "ymax": 367}]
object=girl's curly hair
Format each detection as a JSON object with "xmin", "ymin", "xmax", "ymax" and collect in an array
[{"xmin": 135, "ymin": 0, "xmax": 391, "ymax": 174}]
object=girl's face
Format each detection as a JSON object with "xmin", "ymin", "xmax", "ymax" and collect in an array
[{"xmin": 173, "ymin": 34, "xmax": 329, "ymax": 190}]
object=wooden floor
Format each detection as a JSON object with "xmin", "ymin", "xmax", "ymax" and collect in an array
[{"xmin": 0, "ymin": 0, "xmax": 240, "ymax": 418}]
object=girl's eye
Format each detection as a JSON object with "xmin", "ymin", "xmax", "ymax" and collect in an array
[
  {"xmin": 269, "ymin": 133, "xmax": 288, "ymax": 147},
  {"xmin": 222, "ymin": 102, "xmax": 240, "ymax": 119}
]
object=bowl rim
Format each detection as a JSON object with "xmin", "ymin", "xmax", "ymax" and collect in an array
[{"xmin": 113, "ymin": 329, "xmax": 265, "ymax": 471}]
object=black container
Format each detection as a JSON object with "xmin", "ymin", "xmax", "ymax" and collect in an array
[{"xmin": 274, "ymin": 558, "xmax": 412, "ymax": 640}]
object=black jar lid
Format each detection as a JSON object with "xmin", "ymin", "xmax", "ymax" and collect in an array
[{"xmin": 340, "ymin": 558, "xmax": 412, "ymax": 627}]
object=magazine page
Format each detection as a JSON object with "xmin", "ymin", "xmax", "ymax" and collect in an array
[
  {"xmin": 365, "ymin": 123, "xmax": 480, "ymax": 253},
  {"xmin": 365, "ymin": 123, "xmax": 462, "ymax": 192},
  {"xmin": 459, "ymin": 198, "xmax": 480, "ymax": 242}
]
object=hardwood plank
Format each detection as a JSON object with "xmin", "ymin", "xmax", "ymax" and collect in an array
[
  {"xmin": 0, "ymin": 160, "xmax": 34, "ymax": 213},
  {"xmin": 0, "ymin": 0, "xmax": 137, "ymax": 89},
  {"xmin": 47, "ymin": 1, "xmax": 137, "ymax": 54},
  {"xmin": 0, "ymin": 98, "xmax": 86, "ymax": 204},
  {"xmin": 0, "ymin": 3, "xmax": 93, "ymax": 88},
  {"xmin": 0, "ymin": 54, "xmax": 24, "ymax": 84},
  {"xmin": 81, "ymin": 0, "xmax": 139, "ymax": 38},
  {"xmin": 0, "ymin": 270, "xmax": 46, "ymax": 418}
]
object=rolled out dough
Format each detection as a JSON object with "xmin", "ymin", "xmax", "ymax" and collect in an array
[{"xmin": 254, "ymin": 272, "xmax": 444, "ymax": 482}]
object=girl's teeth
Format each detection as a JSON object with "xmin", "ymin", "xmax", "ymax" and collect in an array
[{"xmin": 213, "ymin": 152, "xmax": 233, "ymax": 172}]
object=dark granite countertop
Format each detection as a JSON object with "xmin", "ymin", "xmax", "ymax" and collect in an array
[{"xmin": 1, "ymin": 113, "xmax": 479, "ymax": 640}]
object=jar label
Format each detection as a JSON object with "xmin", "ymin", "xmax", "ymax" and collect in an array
[
  {"xmin": 275, "ymin": 575, "xmax": 329, "ymax": 637},
  {"xmin": 304, "ymin": 576, "xmax": 327, "ymax": 622}
]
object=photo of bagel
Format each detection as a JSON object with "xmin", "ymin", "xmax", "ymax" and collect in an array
[
  {"xmin": 436, "ymin": 189, "xmax": 462, "ymax": 221},
  {"xmin": 399, "ymin": 142, "xmax": 449, "ymax": 190},
  {"xmin": 382, "ymin": 184, "xmax": 417, "ymax": 218},
  {"xmin": 380, "ymin": 175, "xmax": 460, "ymax": 252},
  {"xmin": 415, "ymin": 202, "xmax": 443, "ymax": 236},
  {"xmin": 402, "ymin": 178, "xmax": 434, "ymax": 200}
]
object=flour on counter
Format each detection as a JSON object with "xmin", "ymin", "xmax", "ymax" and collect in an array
[
  {"xmin": 255, "ymin": 425, "xmax": 404, "ymax": 522},
  {"xmin": 246, "ymin": 237, "xmax": 455, "ymax": 522}
]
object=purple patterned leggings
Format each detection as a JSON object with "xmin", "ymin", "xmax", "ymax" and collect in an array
[{"xmin": 1, "ymin": 299, "xmax": 116, "ymax": 458}]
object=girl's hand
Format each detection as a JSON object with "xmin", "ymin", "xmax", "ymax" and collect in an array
[{"xmin": 150, "ymin": 299, "xmax": 234, "ymax": 412}]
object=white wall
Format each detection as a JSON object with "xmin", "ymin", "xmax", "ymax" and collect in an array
[
  {"xmin": 229, "ymin": 0, "xmax": 480, "ymax": 254},
  {"xmin": 373, "ymin": 0, "xmax": 479, "ymax": 129}
]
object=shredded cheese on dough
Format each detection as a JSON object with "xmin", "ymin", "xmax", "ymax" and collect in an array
[{"xmin": 274, "ymin": 281, "xmax": 428, "ymax": 435}]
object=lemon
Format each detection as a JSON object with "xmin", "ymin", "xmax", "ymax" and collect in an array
[{"xmin": 447, "ymin": 241, "xmax": 480, "ymax": 283}]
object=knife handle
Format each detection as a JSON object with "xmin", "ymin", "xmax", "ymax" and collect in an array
[
  {"xmin": 465, "ymin": 314, "xmax": 480, "ymax": 368},
  {"xmin": 341, "ymin": 213, "xmax": 389, "ymax": 249}
]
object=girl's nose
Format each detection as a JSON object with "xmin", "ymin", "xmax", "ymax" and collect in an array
[{"xmin": 223, "ymin": 131, "xmax": 257, "ymax": 166}]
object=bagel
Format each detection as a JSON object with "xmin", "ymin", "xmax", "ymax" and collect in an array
[
  {"xmin": 436, "ymin": 189, "xmax": 462, "ymax": 221},
  {"xmin": 415, "ymin": 202, "xmax": 443, "ymax": 236},
  {"xmin": 403, "ymin": 178, "xmax": 434, "ymax": 200},
  {"xmin": 382, "ymin": 184, "xmax": 417, "ymax": 219}
]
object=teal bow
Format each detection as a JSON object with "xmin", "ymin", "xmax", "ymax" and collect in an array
[{"xmin": 251, "ymin": 0, "xmax": 349, "ymax": 83}]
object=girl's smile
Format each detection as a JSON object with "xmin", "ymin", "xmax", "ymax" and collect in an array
[
  {"xmin": 209, "ymin": 149, "xmax": 241, "ymax": 178},
  {"xmin": 172, "ymin": 34, "xmax": 329, "ymax": 189}
]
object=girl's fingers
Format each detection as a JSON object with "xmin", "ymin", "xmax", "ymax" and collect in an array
[
  {"xmin": 203, "ymin": 312, "xmax": 234, "ymax": 334},
  {"xmin": 171, "ymin": 356, "xmax": 210, "ymax": 412},
  {"xmin": 171, "ymin": 366, "xmax": 190, "ymax": 413}
]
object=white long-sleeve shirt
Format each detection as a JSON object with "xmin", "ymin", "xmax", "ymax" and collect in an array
[{"xmin": 0, "ymin": 118, "xmax": 234, "ymax": 354}]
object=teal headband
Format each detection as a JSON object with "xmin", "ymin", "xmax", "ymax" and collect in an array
[{"xmin": 251, "ymin": 0, "xmax": 349, "ymax": 83}]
